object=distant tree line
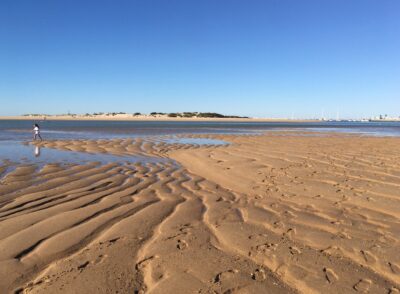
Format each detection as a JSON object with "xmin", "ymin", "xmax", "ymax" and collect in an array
[
  {"xmin": 166, "ymin": 112, "xmax": 248, "ymax": 118},
  {"xmin": 23, "ymin": 114, "xmax": 49, "ymax": 116},
  {"xmin": 84, "ymin": 112, "xmax": 127, "ymax": 116},
  {"xmin": 23, "ymin": 112, "xmax": 248, "ymax": 118}
]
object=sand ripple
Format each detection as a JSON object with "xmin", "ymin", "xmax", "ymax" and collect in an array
[{"xmin": 0, "ymin": 132, "xmax": 399, "ymax": 293}]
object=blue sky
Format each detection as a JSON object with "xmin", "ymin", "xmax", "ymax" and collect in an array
[{"xmin": 1, "ymin": 0, "xmax": 399, "ymax": 118}]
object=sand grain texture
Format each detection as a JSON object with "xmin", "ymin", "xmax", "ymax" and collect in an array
[{"xmin": 1, "ymin": 132, "xmax": 399, "ymax": 293}]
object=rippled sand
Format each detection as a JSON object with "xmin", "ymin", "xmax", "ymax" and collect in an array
[{"xmin": 0, "ymin": 132, "xmax": 399, "ymax": 293}]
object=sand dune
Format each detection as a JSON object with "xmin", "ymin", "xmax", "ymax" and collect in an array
[{"xmin": 1, "ymin": 132, "xmax": 399, "ymax": 293}]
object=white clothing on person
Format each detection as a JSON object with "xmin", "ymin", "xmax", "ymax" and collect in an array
[{"xmin": 34, "ymin": 126, "xmax": 40, "ymax": 134}]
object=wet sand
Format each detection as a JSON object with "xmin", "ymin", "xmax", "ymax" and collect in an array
[{"xmin": 1, "ymin": 132, "xmax": 399, "ymax": 293}]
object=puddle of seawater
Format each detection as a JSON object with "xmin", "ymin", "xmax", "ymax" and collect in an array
[
  {"xmin": 0, "ymin": 141, "xmax": 165, "ymax": 166},
  {"xmin": 0, "ymin": 136, "xmax": 228, "ymax": 166},
  {"xmin": 163, "ymin": 137, "xmax": 229, "ymax": 145}
]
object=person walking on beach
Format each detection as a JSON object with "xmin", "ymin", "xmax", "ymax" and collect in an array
[{"xmin": 33, "ymin": 124, "xmax": 43, "ymax": 141}]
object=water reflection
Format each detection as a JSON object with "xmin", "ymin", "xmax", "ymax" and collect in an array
[
  {"xmin": 0, "ymin": 140, "xmax": 168, "ymax": 165},
  {"xmin": 34, "ymin": 145, "xmax": 40, "ymax": 157}
]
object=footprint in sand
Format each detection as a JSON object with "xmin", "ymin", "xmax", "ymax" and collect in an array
[
  {"xmin": 77, "ymin": 261, "xmax": 90, "ymax": 272},
  {"xmin": 179, "ymin": 223, "xmax": 192, "ymax": 233},
  {"xmin": 323, "ymin": 268, "xmax": 338, "ymax": 283},
  {"xmin": 289, "ymin": 246, "xmax": 301, "ymax": 255},
  {"xmin": 100, "ymin": 237, "xmax": 121, "ymax": 248},
  {"xmin": 177, "ymin": 239, "xmax": 188, "ymax": 250},
  {"xmin": 283, "ymin": 228, "xmax": 296, "ymax": 238},
  {"xmin": 284, "ymin": 210, "xmax": 296, "ymax": 218},
  {"xmin": 336, "ymin": 231, "xmax": 352, "ymax": 240},
  {"xmin": 270, "ymin": 203, "xmax": 279, "ymax": 208},
  {"xmin": 360, "ymin": 250, "xmax": 376, "ymax": 263},
  {"xmin": 214, "ymin": 269, "xmax": 239, "ymax": 283},
  {"xmin": 93, "ymin": 254, "xmax": 107, "ymax": 265},
  {"xmin": 136, "ymin": 255, "xmax": 157, "ymax": 270},
  {"xmin": 330, "ymin": 220, "xmax": 342, "ymax": 225},
  {"xmin": 388, "ymin": 262, "xmax": 400, "ymax": 274},
  {"xmin": 321, "ymin": 246, "xmax": 343, "ymax": 257},
  {"xmin": 256, "ymin": 243, "xmax": 278, "ymax": 253},
  {"xmin": 273, "ymin": 221, "xmax": 284, "ymax": 229},
  {"xmin": 353, "ymin": 279, "xmax": 372, "ymax": 292},
  {"xmin": 248, "ymin": 233, "xmax": 268, "ymax": 242},
  {"xmin": 252, "ymin": 268, "xmax": 266, "ymax": 281}
]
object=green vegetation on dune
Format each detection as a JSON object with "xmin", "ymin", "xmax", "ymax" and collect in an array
[{"xmin": 22, "ymin": 112, "xmax": 248, "ymax": 119}]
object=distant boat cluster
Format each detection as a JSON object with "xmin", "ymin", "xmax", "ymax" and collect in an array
[
  {"xmin": 369, "ymin": 114, "xmax": 400, "ymax": 122},
  {"xmin": 318, "ymin": 114, "xmax": 400, "ymax": 122}
]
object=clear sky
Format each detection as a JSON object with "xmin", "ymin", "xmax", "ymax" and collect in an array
[{"xmin": 1, "ymin": 0, "xmax": 399, "ymax": 118}]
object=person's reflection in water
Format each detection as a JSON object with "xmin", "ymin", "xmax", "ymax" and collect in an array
[{"xmin": 34, "ymin": 146, "xmax": 41, "ymax": 157}]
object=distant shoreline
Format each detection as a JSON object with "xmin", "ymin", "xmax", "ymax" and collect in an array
[{"xmin": 0, "ymin": 115, "xmax": 321, "ymax": 123}]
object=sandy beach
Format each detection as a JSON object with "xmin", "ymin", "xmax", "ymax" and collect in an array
[{"xmin": 1, "ymin": 131, "xmax": 400, "ymax": 293}]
